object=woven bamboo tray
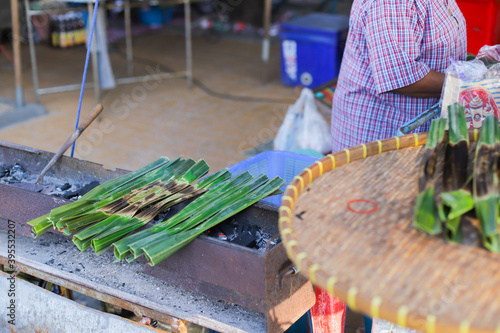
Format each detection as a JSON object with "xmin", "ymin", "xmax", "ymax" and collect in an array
[{"xmin": 279, "ymin": 131, "xmax": 500, "ymax": 333}]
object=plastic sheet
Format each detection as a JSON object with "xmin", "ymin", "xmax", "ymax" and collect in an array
[
  {"xmin": 441, "ymin": 45, "xmax": 500, "ymax": 129},
  {"xmin": 273, "ymin": 88, "xmax": 331, "ymax": 154}
]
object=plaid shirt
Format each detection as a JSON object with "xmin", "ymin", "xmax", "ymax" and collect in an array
[{"xmin": 331, "ymin": 0, "xmax": 467, "ymax": 151}]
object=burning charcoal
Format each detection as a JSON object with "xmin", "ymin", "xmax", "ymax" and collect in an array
[
  {"xmin": 205, "ymin": 226, "xmax": 232, "ymax": 241},
  {"xmin": 206, "ymin": 222, "xmax": 267, "ymax": 248},
  {"xmin": 57, "ymin": 183, "xmax": 71, "ymax": 192},
  {"xmin": 230, "ymin": 225, "xmax": 261, "ymax": 248},
  {"xmin": 217, "ymin": 232, "xmax": 228, "ymax": 241},
  {"xmin": 205, "ymin": 226, "xmax": 223, "ymax": 238},
  {"xmin": 59, "ymin": 180, "xmax": 100, "ymax": 199},
  {"xmin": 10, "ymin": 163, "xmax": 25, "ymax": 181},
  {"xmin": 219, "ymin": 221, "xmax": 238, "ymax": 241}
]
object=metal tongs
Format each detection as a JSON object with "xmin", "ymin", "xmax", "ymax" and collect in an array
[
  {"xmin": 36, "ymin": 104, "xmax": 103, "ymax": 184},
  {"xmin": 397, "ymin": 102, "xmax": 442, "ymax": 136}
]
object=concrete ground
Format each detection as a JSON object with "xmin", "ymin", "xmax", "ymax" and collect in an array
[{"xmin": 0, "ymin": 29, "xmax": 302, "ymax": 173}]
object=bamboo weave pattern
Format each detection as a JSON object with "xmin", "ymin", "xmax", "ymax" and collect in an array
[{"xmin": 279, "ymin": 131, "xmax": 500, "ymax": 333}]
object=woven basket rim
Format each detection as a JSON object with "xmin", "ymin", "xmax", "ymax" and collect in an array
[{"xmin": 278, "ymin": 130, "xmax": 494, "ymax": 333}]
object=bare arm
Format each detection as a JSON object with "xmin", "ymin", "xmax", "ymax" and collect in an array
[{"xmin": 390, "ymin": 70, "xmax": 445, "ymax": 98}]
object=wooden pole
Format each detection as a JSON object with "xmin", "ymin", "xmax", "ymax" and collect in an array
[
  {"xmin": 11, "ymin": 0, "xmax": 24, "ymax": 107},
  {"xmin": 261, "ymin": 0, "xmax": 272, "ymax": 82},
  {"xmin": 262, "ymin": 0, "xmax": 271, "ymax": 63}
]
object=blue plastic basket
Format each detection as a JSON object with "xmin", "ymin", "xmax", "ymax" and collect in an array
[{"xmin": 227, "ymin": 150, "xmax": 319, "ymax": 206}]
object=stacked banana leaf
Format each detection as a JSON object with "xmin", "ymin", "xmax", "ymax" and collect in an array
[
  {"xmin": 113, "ymin": 172, "xmax": 284, "ymax": 265},
  {"xmin": 414, "ymin": 103, "xmax": 500, "ymax": 252},
  {"xmin": 28, "ymin": 157, "xmax": 285, "ymax": 265}
]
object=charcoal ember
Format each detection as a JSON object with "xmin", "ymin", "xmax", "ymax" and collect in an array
[
  {"xmin": 205, "ymin": 226, "xmax": 224, "ymax": 238},
  {"xmin": 205, "ymin": 220, "xmax": 272, "ymax": 249},
  {"xmin": 205, "ymin": 220, "xmax": 239, "ymax": 240},
  {"xmin": 55, "ymin": 180, "xmax": 100, "ymax": 199},
  {"xmin": 150, "ymin": 209, "xmax": 171, "ymax": 224},
  {"xmin": 56, "ymin": 182, "xmax": 71, "ymax": 192},
  {"xmin": 204, "ymin": 226, "xmax": 229, "ymax": 241},
  {"xmin": 219, "ymin": 220, "xmax": 237, "ymax": 241},
  {"xmin": 230, "ymin": 225, "xmax": 262, "ymax": 248}
]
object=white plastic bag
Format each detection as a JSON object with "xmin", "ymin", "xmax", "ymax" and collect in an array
[
  {"xmin": 273, "ymin": 88, "xmax": 331, "ymax": 154},
  {"xmin": 440, "ymin": 45, "xmax": 500, "ymax": 129}
]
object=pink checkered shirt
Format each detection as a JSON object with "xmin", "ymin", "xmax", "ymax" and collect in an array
[{"xmin": 331, "ymin": 0, "xmax": 467, "ymax": 151}]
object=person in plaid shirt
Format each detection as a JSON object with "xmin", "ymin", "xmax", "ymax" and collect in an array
[{"xmin": 331, "ymin": 0, "xmax": 467, "ymax": 152}]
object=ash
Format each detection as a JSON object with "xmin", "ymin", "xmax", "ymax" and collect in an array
[
  {"xmin": 147, "ymin": 208, "xmax": 281, "ymax": 251},
  {"xmin": 0, "ymin": 229, "xmax": 266, "ymax": 332},
  {"xmin": 0, "ymin": 163, "xmax": 27, "ymax": 182},
  {"xmin": 0, "ymin": 162, "xmax": 100, "ymax": 200}
]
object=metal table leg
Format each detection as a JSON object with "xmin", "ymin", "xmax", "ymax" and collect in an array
[
  {"xmin": 184, "ymin": 0, "xmax": 193, "ymax": 87},
  {"xmin": 262, "ymin": 0, "xmax": 271, "ymax": 64},
  {"xmin": 124, "ymin": 0, "xmax": 133, "ymax": 76},
  {"xmin": 88, "ymin": 1, "xmax": 101, "ymax": 104},
  {"xmin": 261, "ymin": 0, "xmax": 272, "ymax": 82},
  {"xmin": 24, "ymin": 0, "xmax": 41, "ymax": 104},
  {"xmin": 12, "ymin": 0, "xmax": 24, "ymax": 107}
]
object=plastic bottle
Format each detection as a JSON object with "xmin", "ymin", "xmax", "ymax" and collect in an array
[
  {"xmin": 59, "ymin": 16, "xmax": 68, "ymax": 48},
  {"xmin": 50, "ymin": 15, "xmax": 59, "ymax": 47},
  {"xmin": 66, "ymin": 14, "xmax": 75, "ymax": 48},
  {"xmin": 71, "ymin": 14, "xmax": 79, "ymax": 47},
  {"xmin": 76, "ymin": 13, "xmax": 86, "ymax": 46}
]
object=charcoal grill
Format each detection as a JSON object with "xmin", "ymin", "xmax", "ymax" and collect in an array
[{"xmin": 0, "ymin": 141, "xmax": 315, "ymax": 332}]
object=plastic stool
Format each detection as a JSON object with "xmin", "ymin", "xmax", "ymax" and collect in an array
[{"xmin": 310, "ymin": 287, "xmax": 347, "ymax": 333}]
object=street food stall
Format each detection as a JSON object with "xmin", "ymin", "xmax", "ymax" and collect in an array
[{"xmin": 0, "ymin": 140, "xmax": 316, "ymax": 332}]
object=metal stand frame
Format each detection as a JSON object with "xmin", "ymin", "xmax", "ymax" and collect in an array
[{"xmin": 24, "ymin": 0, "xmax": 193, "ymax": 104}]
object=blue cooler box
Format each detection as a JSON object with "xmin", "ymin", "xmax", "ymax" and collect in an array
[{"xmin": 279, "ymin": 13, "xmax": 349, "ymax": 88}]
